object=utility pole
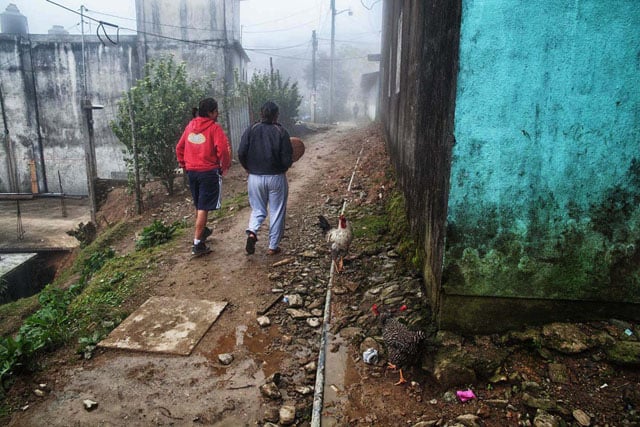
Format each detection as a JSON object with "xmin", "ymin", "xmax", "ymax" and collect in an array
[
  {"xmin": 329, "ymin": 0, "xmax": 335, "ymax": 124},
  {"xmin": 312, "ymin": 30, "xmax": 317, "ymax": 123},
  {"xmin": 80, "ymin": 5, "xmax": 99, "ymax": 223}
]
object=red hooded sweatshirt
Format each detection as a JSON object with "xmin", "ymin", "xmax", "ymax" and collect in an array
[{"xmin": 176, "ymin": 116, "xmax": 231, "ymax": 174}]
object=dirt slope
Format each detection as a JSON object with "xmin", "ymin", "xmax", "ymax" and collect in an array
[{"xmin": 6, "ymin": 122, "xmax": 374, "ymax": 426}]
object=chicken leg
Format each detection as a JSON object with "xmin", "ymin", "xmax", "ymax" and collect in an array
[{"xmin": 387, "ymin": 362, "xmax": 407, "ymax": 385}]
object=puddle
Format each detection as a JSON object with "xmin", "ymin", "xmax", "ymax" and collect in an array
[{"xmin": 211, "ymin": 322, "xmax": 290, "ymax": 379}]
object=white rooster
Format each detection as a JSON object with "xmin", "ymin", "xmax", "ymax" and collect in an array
[{"xmin": 318, "ymin": 214, "xmax": 353, "ymax": 273}]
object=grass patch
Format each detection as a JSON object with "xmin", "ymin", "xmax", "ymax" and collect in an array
[
  {"xmin": 210, "ymin": 191, "xmax": 249, "ymax": 220},
  {"xmin": 0, "ymin": 217, "xmax": 177, "ymax": 398}
]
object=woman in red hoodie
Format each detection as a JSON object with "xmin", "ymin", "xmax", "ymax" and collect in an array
[{"xmin": 176, "ymin": 98, "xmax": 231, "ymax": 255}]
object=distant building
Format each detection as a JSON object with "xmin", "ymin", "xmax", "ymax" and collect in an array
[
  {"xmin": 0, "ymin": 3, "xmax": 28, "ymax": 34},
  {"xmin": 47, "ymin": 25, "xmax": 69, "ymax": 35}
]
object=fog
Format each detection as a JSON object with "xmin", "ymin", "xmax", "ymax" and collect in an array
[{"xmin": 1, "ymin": 0, "xmax": 382, "ymax": 119}]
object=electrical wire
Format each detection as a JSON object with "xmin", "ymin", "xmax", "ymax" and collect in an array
[
  {"xmin": 44, "ymin": 0, "xmax": 228, "ymax": 49},
  {"xmin": 242, "ymin": 18, "xmax": 318, "ymax": 34},
  {"xmin": 241, "ymin": 7, "xmax": 316, "ymax": 27},
  {"xmin": 244, "ymin": 41, "xmax": 310, "ymax": 51},
  {"xmin": 360, "ymin": 0, "xmax": 382, "ymax": 10}
]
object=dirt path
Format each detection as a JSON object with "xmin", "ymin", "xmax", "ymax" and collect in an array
[{"xmin": 7, "ymin": 122, "xmax": 371, "ymax": 426}]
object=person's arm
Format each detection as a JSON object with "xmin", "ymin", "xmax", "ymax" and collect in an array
[
  {"xmin": 176, "ymin": 131, "xmax": 187, "ymax": 169},
  {"xmin": 238, "ymin": 126, "xmax": 251, "ymax": 170},
  {"xmin": 280, "ymin": 128, "xmax": 293, "ymax": 169},
  {"xmin": 214, "ymin": 126, "xmax": 232, "ymax": 175}
]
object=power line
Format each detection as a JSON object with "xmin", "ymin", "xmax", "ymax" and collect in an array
[
  {"xmin": 242, "ymin": 7, "xmax": 317, "ymax": 27},
  {"xmin": 242, "ymin": 18, "xmax": 318, "ymax": 34},
  {"xmin": 85, "ymin": 9, "xmax": 232, "ymax": 36},
  {"xmin": 44, "ymin": 0, "xmax": 228, "ymax": 49},
  {"xmin": 244, "ymin": 41, "xmax": 310, "ymax": 51},
  {"xmin": 246, "ymin": 50, "xmax": 311, "ymax": 61}
]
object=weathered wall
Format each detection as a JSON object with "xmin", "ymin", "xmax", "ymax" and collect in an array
[
  {"xmin": 379, "ymin": 0, "xmax": 461, "ymax": 315},
  {"xmin": 446, "ymin": 1, "xmax": 640, "ymax": 303},
  {"xmin": 0, "ymin": 34, "xmax": 139, "ymax": 195},
  {"xmin": 0, "ymin": 0, "xmax": 248, "ymax": 196},
  {"xmin": 380, "ymin": 0, "xmax": 640, "ymax": 333},
  {"xmin": 137, "ymin": 0, "xmax": 228, "ymax": 83}
]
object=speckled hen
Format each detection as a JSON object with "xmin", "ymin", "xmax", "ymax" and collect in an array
[{"xmin": 372, "ymin": 304, "xmax": 426, "ymax": 385}]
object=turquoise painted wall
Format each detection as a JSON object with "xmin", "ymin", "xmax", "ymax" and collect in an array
[{"xmin": 446, "ymin": 0, "xmax": 640, "ymax": 301}]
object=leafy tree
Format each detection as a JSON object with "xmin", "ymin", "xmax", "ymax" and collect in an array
[
  {"xmin": 111, "ymin": 56, "xmax": 213, "ymax": 195},
  {"xmin": 238, "ymin": 69, "xmax": 302, "ymax": 129}
]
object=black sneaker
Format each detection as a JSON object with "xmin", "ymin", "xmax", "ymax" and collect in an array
[
  {"xmin": 191, "ymin": 241, "xmax": 211, "ymax": 255},
  {"xmin": 202, "ymin": 227, "xmax": 212, "ymax": 241},
  {"xmin": 245, "ymin": 232, "xmax": 257, "ymax": 255}
]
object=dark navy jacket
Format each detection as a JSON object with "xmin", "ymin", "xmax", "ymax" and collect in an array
[{"xmin": 238, "ymin": 121, "xmax": 293, "ymax": 175}]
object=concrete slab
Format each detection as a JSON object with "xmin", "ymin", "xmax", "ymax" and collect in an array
[
  {"xmin": 0, "ymin": 197, "xmax": 90, "ymax": 252},
  {"xmin": 98, "ymin": 297, "xmax": 227, "ymax": 356}
]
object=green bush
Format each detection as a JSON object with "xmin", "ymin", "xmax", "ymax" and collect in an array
[{"xmin": 135, "ymin": 219, "xmax": 183, "ymax": 250}]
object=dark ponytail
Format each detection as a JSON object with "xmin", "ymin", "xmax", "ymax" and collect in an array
[
  {"xmin": 197, "ymin": 98, "xmax": 218, "ymax": 118},
  {"xmin": 260, "ymin": 101, "xmax": 279, "ymax": 123}
]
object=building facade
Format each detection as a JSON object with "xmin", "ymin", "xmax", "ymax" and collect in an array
[
  {"xmin": 379, "ymin": 0, "xmax": 640, "ymax": 333},
  {"xmin": 0, "ymin": 0, "xmax": 248, "ymax": 195}
]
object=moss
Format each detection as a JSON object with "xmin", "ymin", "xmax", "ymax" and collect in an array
[
  {"xmin": 210, "ymin": 191, "xmax": 249, "ymax": 220},
  {"xmin": 385, "ymin": 187, "xmax": 422, "ymax": 270},
  {"xmin": 604, "ymin": 341, "xmax": 640, "ymax": 366},
  {"xmin": 444, "ymin": 165, "xmax": 640, "ymax": 301}
]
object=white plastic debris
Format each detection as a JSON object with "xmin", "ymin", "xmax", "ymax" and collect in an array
[{"xmin": 362, "ymin": 348, "xmax": 378, "ymax": 364}]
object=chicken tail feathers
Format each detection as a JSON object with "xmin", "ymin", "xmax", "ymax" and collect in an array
[{"xmin": 317, "ymin": 215, "xmax": 332, "ymax": 234}]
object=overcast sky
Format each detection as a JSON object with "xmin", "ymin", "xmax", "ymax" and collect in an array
[{"xmin": 1, "ymin": 0, "xmax": 382, "ymax": 71}]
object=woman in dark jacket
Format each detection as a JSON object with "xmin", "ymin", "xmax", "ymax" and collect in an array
[{"xmin": 238, "ymin": 101, "xmax": 293, "ymax": 255}]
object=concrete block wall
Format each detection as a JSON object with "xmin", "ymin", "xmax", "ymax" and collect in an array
[
  {"xmin": 0, "ymin": 34, "xmax": 139, "ymax": 195},
  {"xmin": 380, "ymin": 0, "xmax": 640, "ymax": 333},
  {"xmin": 0, "ymin": 0, "xmax": 247, "ymax": 196}
]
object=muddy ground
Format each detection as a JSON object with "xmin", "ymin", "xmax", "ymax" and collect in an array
[{"xmin": 3, "ymin": 123, "xmax": 640, "ymax": 426}]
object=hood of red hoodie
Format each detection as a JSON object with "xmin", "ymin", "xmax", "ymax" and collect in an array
[{"xmin": 187, "ymin": 116, "xmax": 216, "ymax": 134}]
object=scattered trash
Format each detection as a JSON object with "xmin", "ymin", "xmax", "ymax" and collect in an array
[
  {"xmin": 362, "ymin": 348, "xmax": 379, "ymax": 364},
  {"xmin": 600, "ymin": 383, "xmax": 608, "ymax": 389},
  {"xmin": 399, "ymin": 304, "xmax": 407, "ymax": 311},
  {"xmin": 283, "ymin": 296, "xmax": 289, "ymax": 304},
  {"xmin": 456, "ymin": 389, "xmax": 476, "ymax": 402},
  {"xmin": 624, "ymin": 328, "xmax": 633, "ymax": 336},
  {"xmin": 83, "ymin": 399, "xmax": 99, "ymax": 411}
]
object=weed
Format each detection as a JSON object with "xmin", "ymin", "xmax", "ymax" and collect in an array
[{"xmin": 135, "ymin": 219, "xmax": 184, "ymax": 250}]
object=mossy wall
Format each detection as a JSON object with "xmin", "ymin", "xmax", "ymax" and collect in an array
[{"xmin": 445, "ymin": 1, "xmax": 640, "ymax": 302}]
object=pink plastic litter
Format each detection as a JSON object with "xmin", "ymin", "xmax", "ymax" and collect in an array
[{"xmin": 456, "ymin": 389, "xmax": 476, "ymax": 402}]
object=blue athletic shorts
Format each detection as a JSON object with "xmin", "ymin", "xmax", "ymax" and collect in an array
[{"xmin": 187, "ymin": 169, "xmax": 222, "ymax": 211}]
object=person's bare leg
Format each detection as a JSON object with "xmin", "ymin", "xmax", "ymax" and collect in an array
[{"xmin": 194, "ymin": 209, "xmax": 208, "ymax": 241}]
